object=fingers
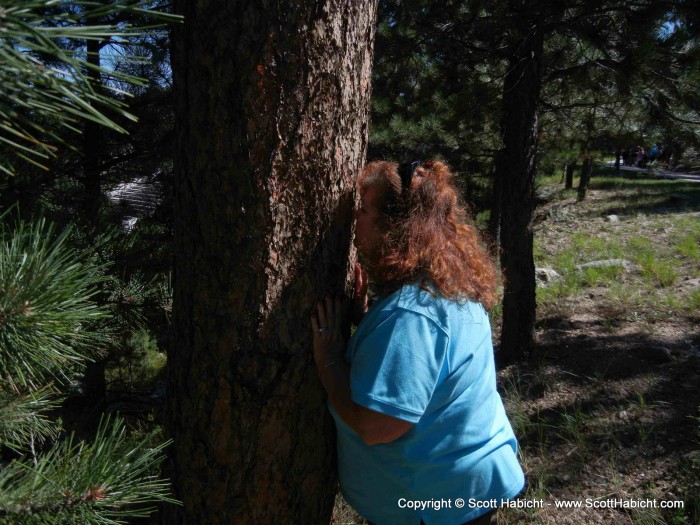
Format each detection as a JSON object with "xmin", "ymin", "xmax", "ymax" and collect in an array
[{"xmin": 311, "ymin": 313, "xmax": 319, "ymax": 334}]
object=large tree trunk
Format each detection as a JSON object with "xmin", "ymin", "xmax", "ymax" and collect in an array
[
  {"xmin": 168, "ymin": 2, "xmax": 377, "ymax": 524},
  {"xmin": 495, "ymin": 25, "xmax": 543, "ymax": 367}
]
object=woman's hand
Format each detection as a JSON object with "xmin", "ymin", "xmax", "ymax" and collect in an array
[
  {"xmin": 351, "ymin": 262, "xmax": 368, "ymax": 326},
  {"xmin": 311, "ymin": 294, "xmax": 346, "ymax": 375}
]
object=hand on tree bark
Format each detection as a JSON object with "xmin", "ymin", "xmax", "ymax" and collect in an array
[
  {"xmin": 351, "ymin": 262, "xmax": 368, "ymax": 326},
  {"xmin": 311, "ymin": 294, "xmax": 347, "ymax": 375}
]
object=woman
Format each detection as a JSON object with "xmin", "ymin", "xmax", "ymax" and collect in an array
[{"xmin": 311, "ymin": 161, "xmax": 524, "ymax": 525}]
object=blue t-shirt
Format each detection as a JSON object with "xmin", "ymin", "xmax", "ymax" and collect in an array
[{"xmin": 329, "ymin": 284, "xmax": 524, "ymax": 525}]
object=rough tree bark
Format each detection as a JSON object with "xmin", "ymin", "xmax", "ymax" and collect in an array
[
  {"xmin": 577, "ymin": 154, "xmax": 593, "ymax": 201},
  {"xmin": 495, "ymin": 20, "xmax": 544, "ymax": 367},
  {"xmin": 168, "ymin": 2, "xmax": 377, "ymax": 524}
]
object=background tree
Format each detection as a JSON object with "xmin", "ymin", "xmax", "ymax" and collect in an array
[
  {"xmin": 370, "ymin": 0, "xmax": 700, "ymax": 365},
  {"xmin": 169, "ymin": 1, "xmax": 377, "ymax": 523}
]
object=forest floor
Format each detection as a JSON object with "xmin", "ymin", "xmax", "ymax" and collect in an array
[{"xmin": 331, "ymin": 167, "xmax": 700, "ymax": 525}]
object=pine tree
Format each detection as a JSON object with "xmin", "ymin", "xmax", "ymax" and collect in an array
[
  {"xmin": 0, "ymin": 2, "xmax": 179, "ymax": 523},
  {"xmin": 0, "ymin": 219, "xmax": 176, "ymax": 524},
  {"xmin": 169, "ymin": 0, "xmax": 377, "ymax": 522}
]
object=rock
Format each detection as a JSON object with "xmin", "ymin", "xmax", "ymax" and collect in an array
[
  {"xmin": 536, "ymin": 267, "xmax": 562, "ymax": 285},
  {"xmin": 534, "ymin": 190, "xmax": 556, "ymax": 205},
  {"xmin": 576, "ymin": 259, "xmax": 633, "ymax": 270},
  {"xmin": 606, "ymin": 214, "xmax": 620, "ymax": 223},
  {"xmin": 683, "ymin": 450, "xmax": 700, "ymax": 463}
]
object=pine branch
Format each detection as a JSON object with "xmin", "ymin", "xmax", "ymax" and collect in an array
[
  {"xmin": 0, "ymin": 0, "xmax": 181, "ymax": 175},
  {"xmin": 0, "ymin": 385, "xmax": 60, "ymax": 454},
  {"xmin": 0, "ymin": 218, "xmax": 110, "ymax": 389},
  {"xmin": 0, "ymin": 415, "xmax": 177, "ymax": 525}
]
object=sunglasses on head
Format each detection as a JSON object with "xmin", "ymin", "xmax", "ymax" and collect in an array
[{"xmin": 397, "ymin": 161, "xmax": 421, "ymax": 194}]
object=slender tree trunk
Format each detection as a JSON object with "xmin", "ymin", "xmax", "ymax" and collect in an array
[
  {"xmin": 82, "ymin": 37, "xmax": 103, "ymax": 224},
  {"xmin": 495, "ymin": 25, "xmax": 544, "ymax": 367},
  {"xmin": 565, "ymin": 161, "xmax": 576, "ymax": 189},
  {"xmin": 82, "ymin": 33, "xmax": 106, "ymax": 403},
  {"xmin": 577, "ymin": 154, "xmax": 593, "ymax": 201},
  {"xmin": 487, "ymin": 164, "xmax": 502, "ymax": 255},
  {"xmin": 168, "ymin": 2, "xmax": 377, "ymax": 524}
]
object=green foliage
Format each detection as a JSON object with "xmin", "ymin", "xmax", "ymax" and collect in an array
[
  {"xmin": 0, "ymin": 415, "xmax": 176, "ymax": 525},
  {"xmin": 635, "ymin": 252, "xmax": 678, "ymax": 287},
  {"xmin": 0, "ymin": 4, "xmax": 178, "ymax": 520},
  {"xmin": 107, "ymin": 329, "xmax": 166, "ymax": 390},
  {"xmin": 0, "ymin": 386, "xmax": 60, "ymax": 453},
  {"xmin": 0, "ymin": 217, "xmax": 176, "ymax": 523},
  {"xmin": 0, "ymin": 218, "xmax": 109, "ymax": 389},
  {"xmin": 675, "ymin": 235, "xmax": 699, "ymax": 260},
  {"xmin": 688, "ymin": 290, "xmax": 700, "ymax": 313},
  {"xmin": 580, "ymin": 265, "xmax": 624, "ymax": 287},
  {"xmin": 370, "ymin": 1, "xmax": 504, "ymax": 206},
  {"xmin": 0, "ymin": 0, "xmax": 179, "ymax": 176}
]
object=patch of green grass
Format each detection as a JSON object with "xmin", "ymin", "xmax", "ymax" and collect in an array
[
  {"xmin": 500, "ymin": 373, "xmax": 529, "ymax": 442},
  {"xmin": 636, "ymin": 252, "xmax": 678, "ymax": 287},
  {"xmin": 518, "ymin": 452, "xmax": 552, "ymax": 504},
  {"xmin": 536, "ymin": 280, "xmax": 580, "ymax": 316},
  {"xmin": 637, "ymin": 423, "xmax": 658, "ymax": 446},
  {"xmin": 580, "ymin": 265, "xmax": 624, "ymax": 287},
  {"xmin": 630, "ymin": 505, "xmax": 666, "ymax": 525},
  {"xmin": 675, "ymin": 235, "xmax": 699, "ymax": 260},
  {"xmin": 674, "ymin": 216, "xmax": 700, "ymax": 238},
  {"xmin": 570, "ymin": 232, "xmax": 625, "ymax": 261},
  {"xmin": 533, "ymin": 241, "xmax": 546, "ymax": 264},
  {"xmin": 627, "ymin": 236, "xmax": 654, "ymax": 258},
  {"xmin": 661, "ymin": 292, "xmax": 682, "ymax": 311},
  {"xmin": 557, "ymin": 405, "xmax": 589, "ymax": 451},
  {"xmin": 687, "ymin": 290, "xmax": 700, "ymax": 313},
  {"xmin": 553, "ymin": 249, "xmax": 578, "ymax": 273}
]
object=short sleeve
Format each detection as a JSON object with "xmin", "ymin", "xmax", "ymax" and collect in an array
[{"xmin": 350, "ymin": 309, "xmax": 448, "ymax": 423}]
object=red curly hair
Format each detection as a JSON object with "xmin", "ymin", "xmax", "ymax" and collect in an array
[{"xmin": 358, "ymin": 160, "xmax": 498, "ymax": 309}]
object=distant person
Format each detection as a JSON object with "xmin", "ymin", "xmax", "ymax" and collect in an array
[
  {"xmin": 658, "ymin": 144, "xmax": 669, "ymax": 166},
  {"xmin": 311, "ymin": 160, "xmax": 525, "ymax": 525},
  {"xmin": 649, "ymin": 144, "xmax": 660, "ymax": 162}
]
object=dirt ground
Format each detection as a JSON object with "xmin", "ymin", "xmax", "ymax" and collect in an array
[{"xmin": 497, "ymin": 177, "xmax": 700, "ymax": 525}]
